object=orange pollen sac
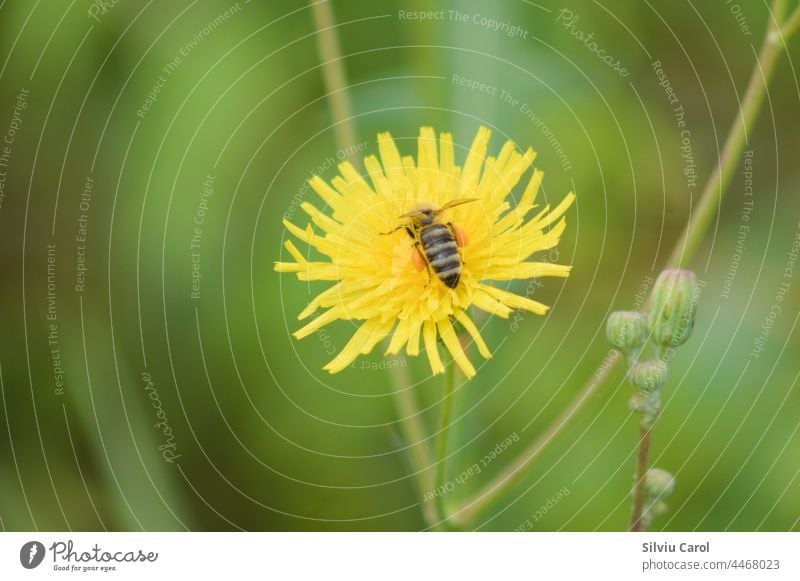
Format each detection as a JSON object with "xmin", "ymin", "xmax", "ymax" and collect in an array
[
  {"xmin": 453, "ymin": 224, "xmax": 470, "ymax": 247},
  {"xmin": 411, "ymin": 247, "xmax": 427, "ymax": 272}
]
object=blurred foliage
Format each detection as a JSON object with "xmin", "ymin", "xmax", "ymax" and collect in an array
[{"xmin": 0, "ymin": 0, "xmax": 798, "ymax": 532}]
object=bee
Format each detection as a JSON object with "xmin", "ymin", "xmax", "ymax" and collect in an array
[{"xmin": 384, "ymin": 198, "xmax": 478, "ymax": 289}]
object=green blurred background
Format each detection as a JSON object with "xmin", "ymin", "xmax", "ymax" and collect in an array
[{"xmin": 0, "ymin": 0, "xmax": 798, "ymax": 531}]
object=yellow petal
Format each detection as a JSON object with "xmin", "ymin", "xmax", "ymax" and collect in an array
[
  {"xmin": 454, "ymin": 311, "xmax": 492, "ymax": 359},
  {"xmin": 323, "ymin": 321, "xmax": 374, "ymax": 373},
  {"xmin": 479, "ymin": 284, "xmax": 550, "ymax": 315},
  {"xmin": 274, "ymin": 241, "xmax": 306, "ymax": 272},
  {"xmin": 460, "ymin": 126, "xmax": 491, "ymax": 196},
  {"xmin": 519, "ymin": 169, "xmax": 544, "ymax": 208},
  {"xmin": 423, "ymin": 320, "xmax": 445, "ymax": 375},
  {"xmin": 529, "ymin": 192, "xmax": 575, "ymax": 231},
  {"xmin": 471, "ymin": 289, "xmax": 512, "ymax": 318},
  {"xmin": 476, "ymin": 156, "xmax": 501, "ymax": 201},
  {"xmin": 308, "ymin": 175, "xmax": 341, "ymax": 209},
  {"xmin": 386, "ymin": 318, "xmax": 411, "ymax": 355},
  {"xmin": 406, "ymin": 320, "xmax": 422, "ymax": 356},
  {"xmin": 364, "ymin": 154, "xmax": 393, "ymax": 200},
  {"xmin": 294, "ymin": 308, "xmax": 341, "ymax": 339},
  {"xmin": 439, "ymin": 132, "xmax": 455, "ymax": 174},
  {"xmin": 418, "ymin": 127, "xmax": 439, "ymax": 172},
  {"xmin": 494, "ymin": 140, "xmax": 516, "ymax": 172},
  {"xmin": 358, "ymin": 319, "xmax": 394, "ymax": 356},
  {"xmin": 484, "ymin": 262, "xmax": 572, "ymax": 281},
  {"xmin": 485, "ymin": 148, "xmax": 536, "ymax": 210},
  {"xmin": 438, "ymin": 318, "xmax": 476, "ymax": 378},
  {"xmin": 301, "ymin": 202, "xmax": 342, "ymax": 235},
  {"xmin": 378, "ymin": 131, "xmax": 411, "ymax": 197}
]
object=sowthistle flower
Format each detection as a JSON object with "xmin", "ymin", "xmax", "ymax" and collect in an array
[{"xmin": 275, "ymin": 127, "xmax": 575, "ymax": 378}]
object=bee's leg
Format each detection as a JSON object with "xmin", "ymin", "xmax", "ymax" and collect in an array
[
  {"xmin": 412, "ymin": 241, "xmax": 433, "ymax": 286},
  {"xmin": 411, "ymin": 243, "xmax": 426, "ymax": 272},
  {"xmin": 379, "ymin": 225, "xmax": 406, "ymax": 236},
  {"xmin": 424, "ymin": 263, "xmax": 433, "ymax": 287}
]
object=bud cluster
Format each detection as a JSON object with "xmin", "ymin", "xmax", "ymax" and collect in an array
[
  {"xmin": 606, "ymin": 268, "xmax": 699, "ymax": 426},
  {"xmin": 609, "ymin": 269, "xmax": 698, "ymax": 530},
  {"xmin": 628, "ymin": 358, "xmax": 668, "ymax": 426},
  {"xmin": 640, "ymin": 468, "xmax": 676, "ymax": 530},
  {"xmin": 606, "ymin": 310, "xmax": 646, "ymax": 356}
]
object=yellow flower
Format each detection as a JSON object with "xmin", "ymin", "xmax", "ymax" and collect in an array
[{"xmin": 275, "ymin": 127, "xmax": 574, "ymax": 378}]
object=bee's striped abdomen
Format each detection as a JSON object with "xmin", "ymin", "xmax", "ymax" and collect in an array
[{"xmin": 420, "ymin": 223, "xmax": 462, "ymax": 288}]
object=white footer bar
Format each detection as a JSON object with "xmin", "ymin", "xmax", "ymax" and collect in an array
[{"xmin": 1, "ymin": 532, "xmax": 798, "ymax": 580}]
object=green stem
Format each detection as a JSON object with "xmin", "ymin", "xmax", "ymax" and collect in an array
[
  {"xmin": 780, "ymin": 5, "xmax": 800, "ymax": 39},
  {"xmin": 387, "ymin": 362, "xmax": 438, "ymax": 527},
  {"xmin": 629, "ymin": 425, "xmax": 653, "ymax": 532},
  {"xmin": 773, "ymin": 0, "xmax": 788, "ymax": 27},
  {"xmin": 449, "ymin": 3, "xmax": 792, "ymax": 526},
  {"xmin": 310, "ymin": 0, "xmax": 359, "ymax": 154},
  {"xmin": 434, "ymin": 363, "xmax": 457, "ymax": 526},
  {"xmin": 450, "ymin": 351, "xmax": 621, "ymax": 527},
  {"xmin": 667, "ymin": 8, "xmax": 786, "ymax": 267},
  {"xmin": 309, "ymin": 0, "xmax": 438, "ymax": 526}
]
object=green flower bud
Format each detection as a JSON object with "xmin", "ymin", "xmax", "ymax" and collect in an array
[
  {"xmin": 647, "ymin": 269, "xmax": 699, "ymax": 347},
  {"xmin": 606, "ymin": 310, "xmax": 646, "ymax": 352},
  {"xmin": 628, "ymin": 392, "xmax": 645, "ymax": 413},
  {"xmin": 649, "ymin": 500, "xmax": 669, "ymax": 517},
  {"xmin": 629, "ymin": 392, "xmax": 660, "ymax": 426},
  {"xmin": 645, "ymin": 468, "xmax": 675, "ymax": 499},
  {"xmin": 629, "ymin": 359, "xmax": 668, "ymax": 394}
]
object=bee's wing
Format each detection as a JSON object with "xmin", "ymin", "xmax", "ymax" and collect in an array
[{"xmin": 436, "ymin": 198, "xmax": 479, "ymax": 214}]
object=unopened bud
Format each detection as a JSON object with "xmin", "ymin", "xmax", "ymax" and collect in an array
[
  {"xmin": 606, "ymin": 311, "xmax": 646, "ymax": 352},
  {"xmin": 645, "ymin": 468, "xmax": 675, "ymax": 498},
  {"xmin": 629, "ymin": 392, "xmax": 645, "ymax": 413},
  {"xmin": 648, "ymin": 269, "xmax": 699, "ymax": 347},
  {"xmin": 629, "ymin": 359, "xmax": 668, "ymax": 394},
  {"xmin": 649, "ymin": 500, "xmax": 669, "ymax": 517}
]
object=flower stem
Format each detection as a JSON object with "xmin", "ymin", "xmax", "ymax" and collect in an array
[
  {"xmin": 448, "ymin": 3, "xmax": 793, "ymax": 526},
  {"xmin": 667, "ymin": 5, "xmax": 787, "ymax": 268},
  {"xmin": 434, "ymin": 363, "xmax": 457, "ymax": 526},
  {"xmin": 310, "ymin": 0, "xmax": 359, "ymax": 153},
  {"xmin": 387, "ymin": 362, "xmax": 438, "ymax": 527},
  {"xmin": 450, "ymin": 350, "xmax": 621, "ymax": 526},
  {"xmin": 629, "ymin": 425, "xmax": 653, "ymax": 532},
  {"xmin": 782, "ymin": 7, "xmax": 800, "ymax": 40},
  {"xmin": 309, "ymin": 0, "xmax": 441, "ymax": 527}
]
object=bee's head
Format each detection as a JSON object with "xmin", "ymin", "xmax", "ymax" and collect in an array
[
  {"xmin": 399, "ymin": 198, "xmax": 478, "ymax": 227},
  {"xmin": 401, "ymin": 202, "xmax": 438, "ymax": 226}
]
